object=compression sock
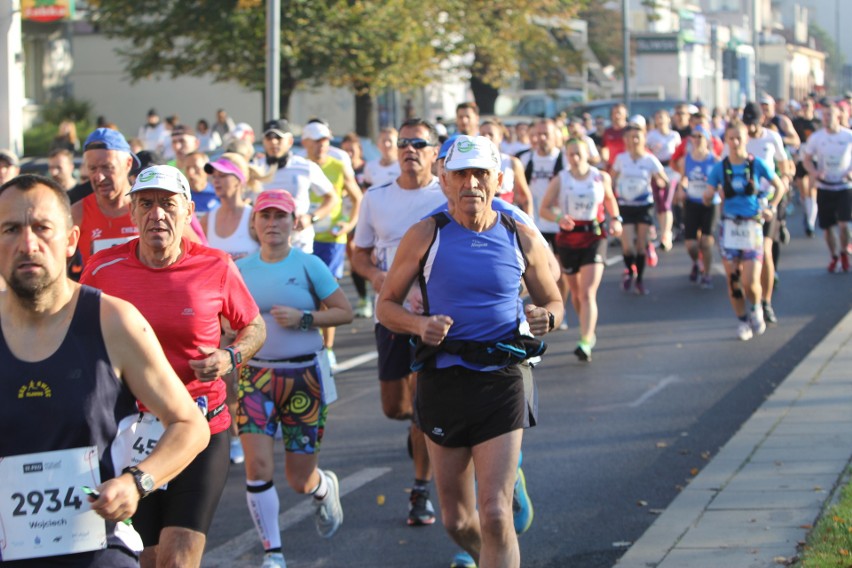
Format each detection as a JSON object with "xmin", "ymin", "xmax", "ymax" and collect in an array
[
  {"xmin": 352, "ymin": 269, "xmax": 367, "ymax": 299},
  {"xmin": 635, "ymin": 254, "xmax": 646, "ymax": 281},
  {"xmin": 246, "ymin": 479, "xmax": 282, "ymax": 552},
  {"xmin": 623, "ymin": 254, "xmax": 635, "ymax": 272}
]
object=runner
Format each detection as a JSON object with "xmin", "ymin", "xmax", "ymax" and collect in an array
[
  {"xmin": 480, "ymin": 118, "xmax": 534, "ymax": 215},
  {"xmin": 646, "ymin": 109, "xmax": 682, "ymax": 250},
  {"xmin": 376, "ymin": 135, "xmax": 563, "ymax": 568},
  {"xmin": 340, "ymin": 132, "xmax": 374, "ymax": 318},
  {"xmin": 202, "ymin": 153, "xmax": 263, "ymax": 261},
  {"xmin": 601, "ymin": 103, "xmax": 628, "ymax": 172},
  {"xmin": 791, "ymin": 97, "xmax": 821, "ymax": 237},
  {"xmin": 81, "ymin": 165, "xmax": 266, "ymax": 568},
  {"xmin": 539, "ymin": 138, "xmax": 622, "ymax": 361},
  {"xmin": 364, "ymin": 127, "xmax": 401, "ymax": 188},
  {"xmin": 352, "ymin": 118, "xmax": 446, "ymax": 528},
  {"xmin": 611, "ymin": 121, "xmax": 668, "ymax": 295},
  {"xmin": 705, "ymin": 120, "xmax": 785, "ymax": 341},
  {"xmin": 235, "ymin": 190, "xmax": 351, "ymax": 568},
  {"xmin": 802, "ymin": 102, "xmax": 852, "ymax": 273},
  {"xmin": 0, "ymin": 174, "xmax": 209, "ymax": 567},
  {"xmin": 677, "ymin": 125, "xmax": 720, "ymax": 288}
]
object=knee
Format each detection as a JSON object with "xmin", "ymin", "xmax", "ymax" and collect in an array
[
  {"xmin": 382, "ymin": 401, "xmax": 412, "ymax": 421},
  {"xmin": 245, "ymin": 455, "xmax": 275, "ymax": 481},
  {"xmin": 478, "ymin": 499, "xmax": 513, "ymax": 538},
  {"xmin": 285, "ymin": 469, "xmax": 315, "ymax": 495},
  {"xmin": 442, "ymin": 508, "xmax": 478, "ymax": 540}
]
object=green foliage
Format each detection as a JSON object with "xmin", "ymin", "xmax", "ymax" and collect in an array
[
  {"xmin": 580, "ymin": 1, "xmax": 623, "ymax": 75},
  {"xmin": 40, "ymin": 98, "xmax": 93, "ymax": 125},
  {"xmin": 794, "ymin": 474, "xmax": 852, "ymax": 567},
  {"xmin": 22, "ymin": 120, "xmax": 90, "ymax": 156}
]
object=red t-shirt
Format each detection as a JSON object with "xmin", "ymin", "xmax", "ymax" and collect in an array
[
  {"xmin": 80, "ymin": 237, "xmax": 259, "ymax": 435},
  {"xmin": 603, "ymin": 126, "xmax": 627, "ymax": 168},
  {"xmin": 77, "ymin": 194, "xmax": 139, "ymax": 267}
]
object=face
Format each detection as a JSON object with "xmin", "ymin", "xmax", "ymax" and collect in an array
[
  {"xmin": 760, "ymin": 102, "xmax": 774, "ymax": 117},
  {"xmin": 171, "ymin": 134, "xmax": 198, "ymax": 159},
  {"xmin": 341, "ymin": 139, "xmax": 361, "ymax": 161},
  {"xmin": 673, "ymin": 106, "xmax": 690, "ymax": 125},
  {"xmin": 624, "ymin": 129, "xmax": 645, "ymax": 151},
  {"xmin": 217, "ymin": 111, "xmax": 227, "ymax": 123},
  {"xmin": 440, "ymin": 166, "xmax": 502, "ymax": 216},
  {"xmin": 456, "ymin": 107, "xmax": 479, "ymax": 135},
  {"xmin": 611, "ymin": 105, "xmax": 627, "ymax": 126},
  {"xmin": 725, "ymin": 126, "xmax": 748, "ymax": 154},
  {"xmin": 397, "ymin": 125, "xmax": 437, "ymax": 175},
  {"xmin": 378, "ymin": 131, "xmax": 398, "ymax": 159},
  {"xmin": 263, "ymin": 132, "xmax": 293, "ymax": 158},
  {"xmin": 253, "ymin": 207, "xmax": 293, "ymax": 248},
  {"xmin": 515, "ymin": 123, "xmax": 529, "ymax": 140},
  {"xmin": 0, "ymin": 160, "xmax": 20, "ymax": 185},
  {"xmin": 184, "ymin": 155, "xmax": 208, "ymax": 191},
  {"xmin": 654, "ymin": 111, "xmax": 670, "ymax": 129},
  {"xmin": 479, "ymin": 123, "xmax": 502, "ymax": 145},
  {"xmin": 85, "ymin": 149, "xmax": 132, "ymax": 201},
  {"xmin": 209, "ymin": 168, "xmax": 242, "ymax": 199},
  {"xmin": 196, "ymin": 121, "xmax": 208, "ymax": 134},
  {"xmin": 130, "ymin": 189, "xmax": 192, "ymax": 254},
  {"xmin": 565, "ymin": 142, "xmax": 589, "ymax": 169},
  {"xmin": 47, "ymin": 154, "xmax": 74, "ymax": 185},
  {"xmin": 534, "ymin": 122, "xmax": 556, "ymax": 153},
  {"xmin": 690, "ymin": 132, "xmax": 708, "ymax": 151},
  {"xmin": 827, "ymin": 106, "xmax": 841, "ymax": 129},
  {"xmin": 0, "ymin": 185, "xmax": 78, "ymax": 300},
  {"xmin": 303, "ymin": 137, "xmax": 330, "ymax": 162}
]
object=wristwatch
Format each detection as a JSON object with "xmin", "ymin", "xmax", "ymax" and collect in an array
[
  {"xmin": 224, "ymin": 345, "xmax": 242, "ymax": 372},
  {"xmin": 310, "ymin": 214, "xmax": 320, "ymax": 225},
  {"xmin": 123, "ymin": 466, "xmax": 155, "ymax": 499},
  {"xmin": 612, "ymin": 215, "xmax": 624, "ymax": 223},
  {"xmin": 299, "ymin": 310, "xmax": 314, "ymax": 331},
  {"xmin": 546, "ymin": 311, "xmax": 555, "ymax": 332}
]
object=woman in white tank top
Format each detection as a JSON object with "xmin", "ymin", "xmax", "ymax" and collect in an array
[{"xmin": 202, "ymin": 152, "xmax": 260, "ymax": 260}]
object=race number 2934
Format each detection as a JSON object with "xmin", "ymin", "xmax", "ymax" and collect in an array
[{"xmin": 0, "ymin": 446, "xmax": 106, "ymax": 561}]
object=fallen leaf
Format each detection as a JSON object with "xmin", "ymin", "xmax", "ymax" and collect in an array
[
  {"xmin": 690, "ymin": 468, "xmax": 699, "ymax": 476},
  {"xmin": 656, "ymin": 441, "xmax": 668, "ymax": 448},
  {"xmin": 701, "ymin": 451, "xmax": 711, "ymax": 460},
  {"xmin": 637, "ymin": 500, "xmax": 648, "ymax": 507},
  {"xmin": 612, "ymin": 541, "xmax": 632, "ymax": 548}
]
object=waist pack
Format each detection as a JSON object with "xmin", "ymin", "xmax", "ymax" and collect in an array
[{"xmin": 411, "ymin": 333, "xmax": 546, "ymax": 371}]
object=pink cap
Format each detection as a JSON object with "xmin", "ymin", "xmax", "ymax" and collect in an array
[
  {"xmin": 254, "ymin": 190, "xmax": 296, "ymax": 213},
  {"xmin": 204, "ymin": 157, "xmax": 246, "ymax": 184}
]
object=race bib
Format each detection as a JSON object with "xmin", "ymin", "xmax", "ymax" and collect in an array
[
  {"xmin": 0, "ymin": 447, "xmax": 106, "ymax": 561},
  {"xmin": 686, "ymin": 179, "xmax": 707, "ymax": 201},
  {"xmin": 376, "ymin": 245, "xmax": 398, "ymax": 272},
  {"xmin": 110, "ymin": 412, "xmax": 165, "ymax": 489},
  {"xmin": 723, "ymin": 219, "xmax": 762, "ymax": 251},
  {"xmin": 618, "ymin": 176, "xmax": 648, "ymax": 201},
  {"xmin": 822, "ymin": 154, "xmax": 845, "ymax": 182},
  {"xmin": 567, "ymin": 193, "xmax": 597, "ymax": 220}
]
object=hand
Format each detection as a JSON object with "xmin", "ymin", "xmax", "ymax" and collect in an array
[
  {"xmin": 761, "ymin": 208, "xmax": 776, "ymax": 222},
  {"xmin": 407, "ymin": 287, "xmax": 424, "ymax": 314},
  {"xmin": 188, "ymin": 346, "xmax": 231, "ymax": 382},
  {"xmin": 89, "ymin": 475, "xmax": 140, "ymax": 523},
  {"xmin": 420, "ymin": 314, "xmax": 453, "ymax": 346},
  {"xmin": 557, "ymin": 215, "xmax": 576, "ymax": 232},
  {"xmin": 370, "ymin": 271, "xmax": 387, "ymax": 294},
  {"xmin": 294, "ymin": 214, "xmax": 313, "ymax": 231},
  {"xmin": 609, "ymin": 219, "xmax": 623, "ymax": 237},
  {"xmin": 332, "ymin": 221, "xmax": 353, "ymax": 236},
  {"xmin": 270, "ymin": 305, "xmax": 302, "ymax": 329},
  {"xmin": 525, "ymin": 304, "xmax": 552, "ymax": 336}
]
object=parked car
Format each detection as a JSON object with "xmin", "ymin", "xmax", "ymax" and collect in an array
[{"xmin": 565, "ymin": 99, "xmax": 686, "ymax": 125}]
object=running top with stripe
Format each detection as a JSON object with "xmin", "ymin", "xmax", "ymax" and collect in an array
[
  {"xmin": 420, "ymin": 212, "xmax": 527, "ymax": 371},
  {"xmin": 205, "ymin": 204, "xmax": 259, "ymax": 260},
  {"xmin": 80, "ymin": 238, "xmax": 259, "ymax": 435},
  {"xmin": 0, "ymin": 286, "xmax": 138, "ymax": 559},
  {"xmin": 612, "ymin": 151, "xmax": 664, "ymax": 206},
  {"xmin": 77, "ymin": 194, "xmax": 139, "ymax": 266}
]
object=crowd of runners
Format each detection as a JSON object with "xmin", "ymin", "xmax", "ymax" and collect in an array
[{"xmin": 0, "ymin": 91, "xmax": 849, "ymax": 568}]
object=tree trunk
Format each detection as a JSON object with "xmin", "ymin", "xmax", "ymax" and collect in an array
[
  {"xmin": 280, "ymin": 74, "xmax": 297, "ymax": 119},
  {"xmin": 471, "ymin": 75, "xmax": 499, "ymax": 115},
  {"xmin": 354, "ymin": 86, "xmax": 375, "ymax": 140}
]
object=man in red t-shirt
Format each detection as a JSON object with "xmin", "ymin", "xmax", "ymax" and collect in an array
[
  {"xmin": 82, "ymin": 165, "xmax": 265, "ymax": 568},
  {"xmin": 601, "ymin": 103, "xmax": 629, "ymax": 171}
]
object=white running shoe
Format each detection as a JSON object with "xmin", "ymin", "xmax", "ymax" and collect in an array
[
  {"xmin": 749, "ymin": 307, "xmax": 766, "ymax": 336},
  {"xmin": 229, "ymin": 438, "xmax": 245, "ymax": 464},
  {"xmin": 260, "ymin": 552, "xmax": 286, "ymax": 568},
  {"xmin": 737, "ymin": 321, "xmax": 753, "ymax": 341},
  {"xmin": 314, "ymin": 471, "xmax": 343, "ymax": 538}
]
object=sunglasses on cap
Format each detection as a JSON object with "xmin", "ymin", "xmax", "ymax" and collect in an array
[
  {"xmin": 396, "ymin": 138, "xmax": 435, "ymax": 149},
  {"xmin": 264, "ymin": 132, "xmax": 284, "ymax": 141}
]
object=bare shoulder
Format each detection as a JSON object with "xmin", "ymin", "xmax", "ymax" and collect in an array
[
  {"xmin": 99, "ymin": 293, "xmax": 151, "ymax": 340},
  {"xmin": 514, "ymin": 221, "xmax": 540, "ymax": 250}
]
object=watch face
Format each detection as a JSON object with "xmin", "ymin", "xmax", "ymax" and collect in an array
[{"xmin": 140, "ymin": 473, "xmax": 155, "ymax": 492}]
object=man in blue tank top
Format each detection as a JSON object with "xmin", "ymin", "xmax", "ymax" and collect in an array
[
  {"xmin": 376, "ymin": 136, "xmax": 563, "ymax": 568},
  {"xmin": 0, "ymin": 174, "xmax": 209, "ymax": 567}
]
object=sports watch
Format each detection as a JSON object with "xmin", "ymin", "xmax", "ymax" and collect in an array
[
  {"xmin": 224, "ymin": 346, "xmax": 242, "ymax": 372},
  {"xmin": 299, "ymin": 310, "xmax": 314, "ymax": 331},
  {"xmin": 546, "ymin": 311, "xmax": 555, "ymax": 332},
  {"xmin": 123, "ymin": 466, "xmax": 155, "ymax": 499}
]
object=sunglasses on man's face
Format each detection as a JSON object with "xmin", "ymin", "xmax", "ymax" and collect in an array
[
  {"xmin": 264, "ymin": 133, "xmax": 283, "ymax": 141},
  {"xmin": 396, "ymin": 138, "xmax": 435, "ymax": 149}
]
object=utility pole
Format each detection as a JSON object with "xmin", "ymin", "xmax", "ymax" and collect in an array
[
  {"xmin": 752, "ymin": 0, "xmax": 760, "ymax": 99},
  {"xmin": 0, "ymin": 0, "xmax": 24, "ymax": 155},
  {"xmin": 265, "ymin": 0, "xmax": 280, "ymax": 121},
  {"xmin": 623, "ymin": 0, "xmax": 631, "ymax": 114}
]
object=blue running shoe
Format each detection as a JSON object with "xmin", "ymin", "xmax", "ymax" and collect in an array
[
  {"xmin": 450, "ymin": 551, "xmax": 476, "ymax": 568},
  {"xmin": 512, "ymin": 467, "xmax": 534, "ymax": 534}
]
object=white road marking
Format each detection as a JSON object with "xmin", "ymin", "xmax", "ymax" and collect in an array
[
  {"xmin": 605, "ymin": 254, "xmax": 623, "ymax": 267},
  {"xmin": 202, "ymin": 467, "xmax": 391, "ymax": 567},
  {"xmin": 335, "ymin": 350, "xmax": 378, "ymax": 373},
  {"xmin": 585, "ymin": 375, "xmax": 681, "ymax": 412}
]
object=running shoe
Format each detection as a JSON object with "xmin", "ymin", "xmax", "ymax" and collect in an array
[
  {"xmin": 646, "ymin": 242, "xmax": 659, "ymax": 267},
  {"xmin": 574, "ymin": 341, "xmax": 592, "ymax": 362},
  {"xmin": 737, "ymin": 321, "xmax": 753, "ymax": 341},
  {"xmin": 699, "ymin": 275, "xmax": 713, "ymax": 290},
  {"xmin": 450, "ymin": 551, "xmax": 476, "ymax": 568},
  {"xmin": 749, "ymin": 307, "xmax": 766, "ymax": 336},
  {"xmin": 633, "ymin": 281, "xmax": 649, "ymax": 296},
  {"xmin": 621, "ymin": 269, "xmax": 634, "ymax": 293},
  {"xmin": 558, "ymin": 320, "xmax": 569, "ymax": 331},
  {"xmin": 689, "ymin": 263, "xmax": 700, "ymax": 282},
  {"xmin": 314, "ymin": 471, "xmax": 343, "ymax": 538},
  {"xmin": 828, "ymin": 256, "xmax": 839, "ymax": 274},
  {"xmin": 354, "ymin": 297, "xmax": 373, "ymax": 318},
  {"xmin": 779, "ymin": 224, "xmax": 791, "ymax": 245},
  {"xmin": 408, "ymin": 488, "xmax": 436, "ymax": 526},
  {"xmin": 512, "ymin": 467, "xmax": 534, "ymax": 535},
  {"xmin": 261, "ymin": 552, "xmax": 286, "ymax": 568},
  {"xmin": 762, "ymin": 302, "xmax": 778, "ymax": 324},
  {"xmin": 841, "ymin": 253, "xmax": 850, "ymax": 273},
  {"xmin": 229, "ymin": 438, "xmax": 245, "ymax": 464}
]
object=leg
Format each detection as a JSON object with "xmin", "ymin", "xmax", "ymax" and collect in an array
[
  {"xmin": 565, "ymin": 273, "xmax": 582, "ymax": 319},
  {"xmin": 760, "ymin": 236, "xmax": 774, "ymax": 304},
  {"xmin": 699, "ymin": 233, "xmax": 714, "ymax": 276},
  {"xmin": 741, "ymin": 259, "xmax": 762, "ymax": 307},
  {"xmin": 154, "ymin": 527, "xmax": 206, "ymax": 568},
  {"xmin": 577, "ymin": 262, "xmax": 604, "ymax": 342},
  {"xmin": 721, "ymin": 257, "xmax": 746, "ymax": 317},
  {"xmin": 426, "ymin": 440, "xmax": 481, "ymax": 561}
]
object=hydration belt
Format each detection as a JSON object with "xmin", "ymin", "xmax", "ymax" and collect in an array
[{"xmin": 411, "ymin": 332, "xmax": 546, "ymax": 372}]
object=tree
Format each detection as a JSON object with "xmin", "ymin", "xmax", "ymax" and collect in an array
[
  {"xmin": 809, "ymin": 23, "xmax": 845, "ymax": 95},
  {"xmin": 579, "ymin": 1, "xmax": 623, "ymax": 77}
]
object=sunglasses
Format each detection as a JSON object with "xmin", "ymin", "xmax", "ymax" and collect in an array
[
  {"xmin": 264, "ymin": 133, "xmax": 284, "ymax": 141},
  {"xmin": 396, "ymin": 138, "xmax": 435, "ymax": 149}
]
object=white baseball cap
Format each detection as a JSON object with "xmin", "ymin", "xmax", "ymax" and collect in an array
[
  {"xmin": 628, "ymin": 114, "xmax": 647, "ymax": 129},
  {"xmin": 302, "ymin": 122, "xmax": 332, "ymax": 141},
  {"xmin": 443, "ymin": 135, "xmax": 501, "ymax": 171},
  {"xmin": 128, "ymin": 165, "xmax": 191, "ymax": 200}
]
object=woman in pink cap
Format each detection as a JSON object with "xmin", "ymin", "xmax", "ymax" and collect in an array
[{"xmin": 234, "ymin": 190, "xmax": 353, "ymax": 568}]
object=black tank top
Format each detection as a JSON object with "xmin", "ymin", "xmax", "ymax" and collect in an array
[{"xmin": 0, "ymin": 285, "xmax": 137, "ymax": 481}]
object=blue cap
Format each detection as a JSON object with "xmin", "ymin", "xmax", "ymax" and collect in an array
[
  {"xmin": 84, "ymin": 128, "xmax": 140, "ymax": 167},
  {"xmin": 438, "ymin": 134, "xmax": 459, "ymax": 161},
  {"xmin": 691, "ymin": 124, "xmax": 711, "ymax": 140}
]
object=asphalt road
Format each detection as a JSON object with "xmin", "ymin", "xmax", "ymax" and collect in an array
[{"xmin": 201, "ymin": 214, "xmax": 851, "ymax": 568}]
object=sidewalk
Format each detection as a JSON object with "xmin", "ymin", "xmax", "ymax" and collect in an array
[{"xmin": 617, "ymin": 310, "xmax": 852, "ymax": 568}]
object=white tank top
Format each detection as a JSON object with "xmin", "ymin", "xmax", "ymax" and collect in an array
[
  {"xmin": 499, "ymin": 154, "xmax": 515, "ymax": 195},
  {"xmin": 557, "ymin": 166, "xmax": 605, "ymax": 222},
  {"xmin": 205, "ymin": 204, "xmax": 259, "ymax": 260}
]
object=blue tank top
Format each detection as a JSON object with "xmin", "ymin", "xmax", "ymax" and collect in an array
[
  {"xmin": 420, "ymin": 212, "xmax": 527, "ymax": 370},
  {"xmin": 0, "ymin": 286, "xmax": 138, "ymax": 557}
]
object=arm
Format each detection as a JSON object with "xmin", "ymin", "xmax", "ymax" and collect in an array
[
  {"xmin": 601, "ymin": 172, "xmax": 622, "ymax": 237},
  {"xmin": 517, "ymin": 224, "xmax": 564, "ymax": 336},
  {"xmin": 352, "ymin": 245, "xmax": 384, "ymax": 293},
  {"xmin": 510, "ymin": 157, "xmax": 534, "ymax": 216},
  {"xmin": 270, "ymin": 287, "xmax": 354, "ymax": 329},
  {"xmin": 94, "ymin": 295, "xmax": 210, "ymax": 523},
  {"xmin": 539, "ymin": 175, "xmax": 575, "ymax": 231},
  {"xmin": 780, "ymin": 116, "xmax": 801, "ymax": 148},
  {"xmin": 336, "ymin": 172, "xmax": 362, "ymax": 234},
  {"xmin": 298, "ymin": 191, "xmax": 340, "ymax": 232},
  {"xmin": 188, "ymin": 313, "xmax": 266, "ymax": 381},
  {"xmin": 376, "ymin": 219, "xmax": 451, "ymax": 345}
]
